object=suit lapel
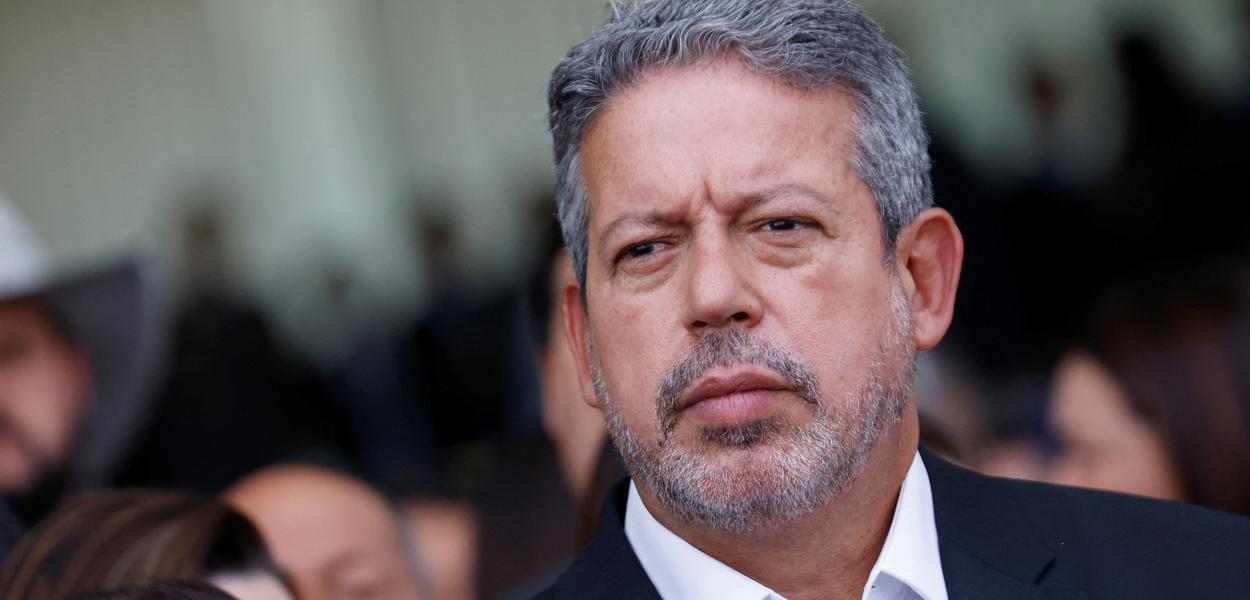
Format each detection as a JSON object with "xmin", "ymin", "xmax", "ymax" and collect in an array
[
  {"xmin": 545, "ymin": 479, "xmax": 662, "ymax": 599},
  {"xmin": 922, "ymin": 449, "xmax": 1088, "ymax": 600},
  {"xmin": 936, "ymin": 541, "xmax": 1087, "ymax": 600}
]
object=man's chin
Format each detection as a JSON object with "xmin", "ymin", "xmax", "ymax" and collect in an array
[
  {"xmin": 672, "ymin": 448, "xmax": 788, "ymax": 480},
  {"xmin": 662, "ymin": 438, "xmax": 822, "ymax": 492},
  {"xmin": 646, "ymin": 450, "xmax": 835, "ymax": 533},
  {"xmin": 697, "ymin": 418, "xmax": 784, "ymax": 448}
]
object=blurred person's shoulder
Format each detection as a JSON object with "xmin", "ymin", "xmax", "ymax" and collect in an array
[{"xmin": 925, "ymin": 449, "xmax": 1250, "ymax": 598}]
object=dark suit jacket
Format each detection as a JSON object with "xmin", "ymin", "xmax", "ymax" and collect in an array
[
  {"xmin": 535, "ymin": 449, "xmax": 1250, "ymax": 599},
  {"xmin": 0, "ymin": 499, "xmax": 22, "ymax": 565}
]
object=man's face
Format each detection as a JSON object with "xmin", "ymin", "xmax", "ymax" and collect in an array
[
  {"xmin": 575, "ymin": 58, "xmax": 916, "ymax": 531},
  {"xmin": 0, "ymin": 300, "xmax": 88, "ymax": 493}
]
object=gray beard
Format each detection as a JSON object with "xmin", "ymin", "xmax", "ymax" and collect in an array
[{"xmin": 590, "ymin": 285, "xmax": 915, "ymax": 533}]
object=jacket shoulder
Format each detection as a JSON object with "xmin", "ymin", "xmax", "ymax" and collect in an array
[
  {"xmin": 924, "ymin": 450, "xmax": 1250, "ymax": 597},
  {"xmin": 1001, "ymin": 475, "xmax": 1250, "ymax": 553}
]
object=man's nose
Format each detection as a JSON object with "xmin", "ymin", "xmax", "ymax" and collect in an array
[{"xmin": 682, "ymin": 236, "xmax": 762, "ymax": 331}]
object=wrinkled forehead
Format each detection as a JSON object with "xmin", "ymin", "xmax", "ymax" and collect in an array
[{"xmin": 580, "ymin": 61, "xmax": 866, "ymax": 234}]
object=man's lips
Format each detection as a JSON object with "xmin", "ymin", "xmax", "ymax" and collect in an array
[{"xmin": 678, "ymin": 367, "xmax": 794, "ymax": 414}]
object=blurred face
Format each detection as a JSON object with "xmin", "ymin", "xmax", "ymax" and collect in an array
[
  {"xmin": 0, "ymin": 300, "xmax": 88, "ymax": 493},
  {"xmin": 228, "ymin": 468, "xmax": 424, "ymax": 600},
  {"xmin": 1048, "ymin": 351, "xmax": 1184, "ymax": 501},
  {"xmin": 541, "ymin": 253, "xmax": 592, "ymax": 445},
  {"xmin": 572, "ymin": 59, "xmax": 917, "ymax": 531},
  {"xmin": 211, "ymin": 571, "xmax": 295, "ymax": 600},
  {"xmin": 541, "ymin": 253, "xmax": 608, "ymax": 496}
]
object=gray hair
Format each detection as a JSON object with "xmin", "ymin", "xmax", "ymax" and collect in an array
[{"xmin": 547, "ymin": 0, "xmax": 932, "ymax": 289}]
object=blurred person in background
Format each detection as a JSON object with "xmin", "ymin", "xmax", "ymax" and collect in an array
[
  {"xmin": 115, "ymin": 194, "xmax": 347, "ymax": 494},
  {"xmin": 535, "ymin": 250, "xmax": 625, "ymax": 545},
  {"xmin": 401, "ymin": 499, "xmax": 475, "ymax": 600},
  {"xmin": 473, "ymin": 219, "xmax": 626, "ymax": 599},
  {"xmin": 0, "ymin": 195, "xmax": 155, "ymax": 527},
  {"xmin": 538, "ymin": 252, "xmax": 608, "ymax": 501},
  {"xmin": 930, "ymin": 19, "xmax": 1250, "ymax": 478},
  {"xmin": 0, "ymin": 490, "xmax": 291, "ymax": 600},
  {"xmin": 1048, "ymin": 264, "xmax": 1250, "ymax": 517},
  {"xmin": 226, "ymin": 464, "xmax": 432, "ymax": 600},
  {"xmin": 330, "ymin": 196, "xmax": 541, "ymax": 513}
]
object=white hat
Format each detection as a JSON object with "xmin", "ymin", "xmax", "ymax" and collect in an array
[
  {"xmin": 0, "ymin": 198, "xmax": 50, "ymax": 300},
  {"xmin": 0, "ymin": 193, "xmax": 161, "ymax": 489}
]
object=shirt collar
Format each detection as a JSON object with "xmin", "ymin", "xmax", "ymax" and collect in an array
[
  {"xmin": 865, "ymin": 451, "xmax": 949, "ymax": 600},
  {"xmin": 623, "ymin": 451, "xmax": 948, "ymax": 600},
  {"xmin": 625, "ymin": 481, "xmax": 780, "ymax": 600}
]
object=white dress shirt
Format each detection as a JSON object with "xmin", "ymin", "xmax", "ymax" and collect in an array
[{"xmin": 624, "ymin": 451, "xmax": 949, "ymax": 600}]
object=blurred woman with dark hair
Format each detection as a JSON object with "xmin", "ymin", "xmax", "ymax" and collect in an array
[
  {"xmin": 1047, "ymin": 263, "xmax": 1250, "ymax": 517},
  {"xmin": 0, "ymin": 490, "xmax": 291, "ymax": 600}
]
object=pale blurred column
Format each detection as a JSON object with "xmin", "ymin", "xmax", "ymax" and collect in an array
[
  {"xmin": 375, "ymin": 0, "xmax": 609, "ymax": 280},
  {"xmin": 201, "ymin": 0, "xmax": 419, "ymax": 358}
]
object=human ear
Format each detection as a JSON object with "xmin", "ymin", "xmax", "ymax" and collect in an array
[
  {"xmin": 893, "ymin": 208, "xmax": 964, "ymax": 351},
  {"xmin": 561, "ymin": 283, "xmax": 602, "ymax": 408}
]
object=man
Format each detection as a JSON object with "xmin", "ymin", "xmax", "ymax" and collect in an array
[
  {"xmin": 0, "ymin": 195, "xmax": 151, "ymax": 527},
  {"xmin": 536, "ymin": 1, "xmax": 1250, "ymax": 599},
  {"xmin": 226, "ymin": 464, "xmax": 433, "ymax": 600}
]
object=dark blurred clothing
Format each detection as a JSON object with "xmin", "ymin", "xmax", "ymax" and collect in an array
[
  {"xmin": 2, "ymin": 469, "xmax": 68, "ymax": 528},
  {"xmin": 0, "ymin": 499, "xmax": 23, "ymax": 564},
  {"xmin": 333, "ymin": 331, "xmax": 443, "ymax": 496},
  {"xmin": 334, "ymin": 286, "xmax": 541, "ymax": 497},
  {"xmin": 476, "ymin": 433, "xmax": 626, "ymax": 600},
  {"xmin": 113, "ymin": 293, "xmax": 348, "ymax": 492},
  {"xmin": 407, "ymin": 288, "xmax": 541, "ymax": 449},
  {"xmin": 475, "ymin": 431, "xmax": 575, "ymax": 600}
]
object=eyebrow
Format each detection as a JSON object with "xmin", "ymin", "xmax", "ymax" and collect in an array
[
  {"xmin": 597, "ymin": 209, "xmax": 685, "ymax": 260},
  {"xmin": 746, "ymin": 183, "xmax": 829, "ymax": 211}
]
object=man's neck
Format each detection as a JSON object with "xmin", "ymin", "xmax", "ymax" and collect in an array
[{"xmin": 638, "ymin": 411, "xmax": 919, "ymax": 600}]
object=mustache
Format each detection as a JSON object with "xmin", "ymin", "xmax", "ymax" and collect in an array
[{"xmin": 655, "ymin": 329, "xmax": 822, "ymax": 440}]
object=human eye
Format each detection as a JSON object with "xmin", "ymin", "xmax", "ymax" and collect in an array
[
  {"xmin": 763, "ymin": 219, "xmax": 802, "ymax": 232},
  {"xmin": 609, "ymin": 237, "xmax": 678, "ymax": 282},
  {"xmin": 616, "ymin": 240, "xmax": 666, "ymax": 263},
  {"xmin": 754, "ymin": 217, "xmax": 818, "ymax": 239},
  {"xmin": 746, "ymin": 215, "xmax": 823, "ymax": 267}
]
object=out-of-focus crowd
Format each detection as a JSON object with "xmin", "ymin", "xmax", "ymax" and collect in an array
[
  {"xmin": 0, "ymin": 7, "xmax": 1248, "ymax": 600},
  {"xmin": 0, "ymin": 193, "xmax": 625, "ymax": 599}
]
